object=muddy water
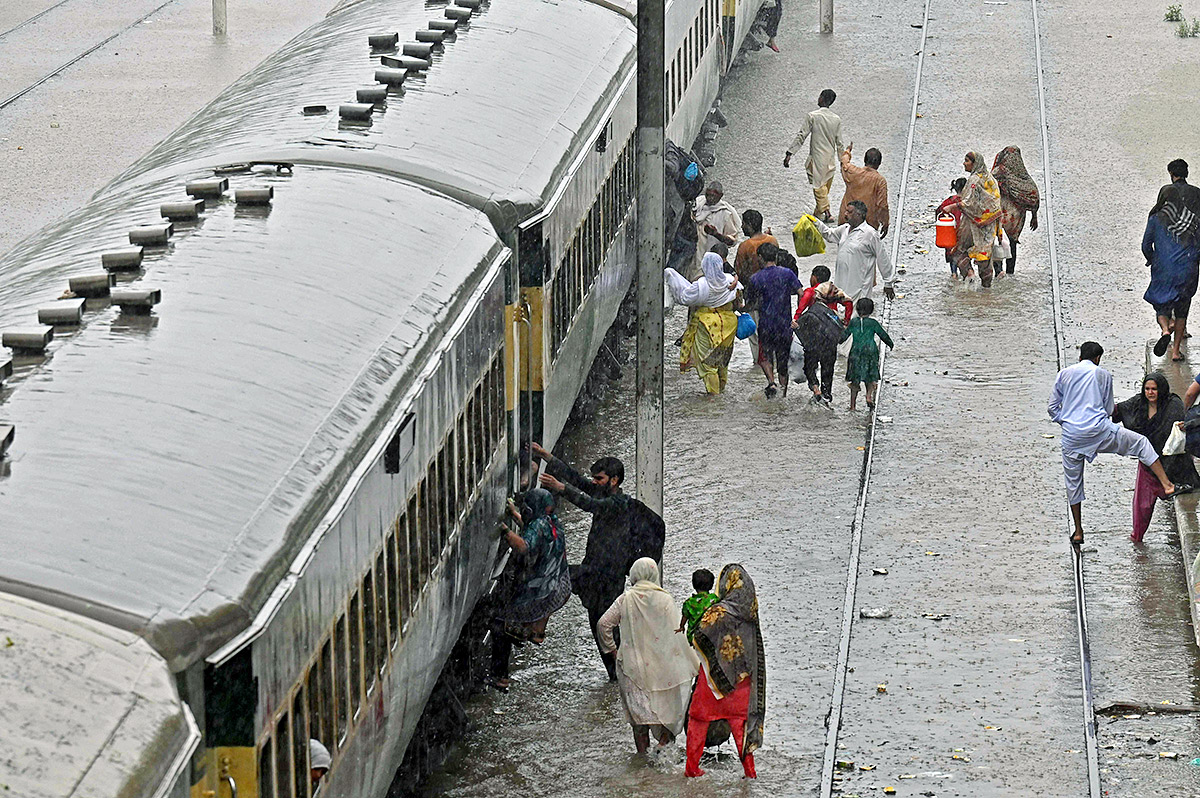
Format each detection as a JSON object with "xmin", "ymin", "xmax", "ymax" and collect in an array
[{"xmin": 420, "ymin": 0, "xmax": 1200, "ymax": 794}]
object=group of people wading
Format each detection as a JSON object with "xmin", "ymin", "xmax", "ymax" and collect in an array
[{"xmin": 490, "ymin": 445, "xmax": 764, "ymax": 778}]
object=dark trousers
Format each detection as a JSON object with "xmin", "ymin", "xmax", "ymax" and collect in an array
[
  {"xmin": 490, "ymin": 623, "xmax": 517, "ymax": 679},
  {"xmin": 1005, "ymin": 239, "xmax": 1019, "ymax": 274},
  {"xmin": 759, "ymin": 333, "xmax": 790, "ymax": 388},
  {"xmin": 763, "ymin": 0, "xmax": 782, "ymax": 37},
  {"xmin": 585, "ymin": 599, "xmax": 620, "ymax": 679},
  {"xmin": 804, "ymin": 343, "xmax": 836, "ymax": 397}
]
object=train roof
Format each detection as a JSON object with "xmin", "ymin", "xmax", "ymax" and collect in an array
[
  {"xmin": 0, "ymin": 591, "xmax": 197, "ymax": 798},
  {"xmin": 0, "ymin": 167, "xmax": 505, "ymax": 669},
  {"xmin": 115, "ymin": 0, "xmax": 637, "ymax": 233}
]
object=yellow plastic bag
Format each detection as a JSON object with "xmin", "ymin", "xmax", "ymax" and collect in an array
[{"xmin": 792, "ymin": 214, "xmax": 826, "ymax": 257}]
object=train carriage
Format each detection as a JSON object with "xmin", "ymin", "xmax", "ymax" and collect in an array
[{"xmin": 0, "ymin": 0, "xmax": 766, "ymax": 795}]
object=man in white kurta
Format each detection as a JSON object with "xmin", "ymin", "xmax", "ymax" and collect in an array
[
  {"xmin": 692, "ymin": 181, "xmax": 740, "ymax": 279},
  {"xmin": 1048, "ymin": 341, "xmax": 1187, "ymax": 544},
  {"xmin": 784, "ymin": 89, "xmax": 843, "ymax": 221},
  {"xmin": 812, "ymin": 201, "xmax": 896, "ymax": 304}
]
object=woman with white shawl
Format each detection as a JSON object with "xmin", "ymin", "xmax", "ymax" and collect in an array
[
  {"xmin": 597, "ymin": 557, "xmax": 701, "ymax": 755},
  {"xmin": 665, "ymin": 252, "xmax": 740, "ymax": 394}
]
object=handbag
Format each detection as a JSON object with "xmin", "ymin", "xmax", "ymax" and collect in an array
[
  {"xmin": 990, "ymin": 224, "xmax": 1011, "ymax": 262},
  {"xmin": 735, "ymin": 312, "xmax": 757, "ymax": 340}
]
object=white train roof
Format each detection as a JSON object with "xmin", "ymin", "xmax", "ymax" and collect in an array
[{"xmin": 0, "ymin": 592, "xmax": 196, "ymax": 798}]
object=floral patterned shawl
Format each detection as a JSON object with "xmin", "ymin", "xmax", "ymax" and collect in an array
[
  {"xmin": 693, "ymin": 563, "xmax": 766, "ymax": 754},
  {"xmin": 992, "ymin": 146, "xmax": 1040, "ymax": 210},
  {"xmin": 959, "ymin": 151, "xmax": 1001, "ymax": 226}
]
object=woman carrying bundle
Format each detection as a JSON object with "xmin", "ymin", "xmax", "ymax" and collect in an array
[
  {"xmin": 992, "ymin": 146, "xmax": 1040, "ymax": 275},
  {"xmin": 665, "ymin": 252, "xmax": 740, "ymax": 394}
]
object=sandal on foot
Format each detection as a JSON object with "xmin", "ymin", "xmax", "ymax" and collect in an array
[
  {"xmin": 1154, "ymin": 333, "xmax": 1172, "ymax": 357},
  {"xmin": 1165, "ymin": 483, "xmax": 1195, "ymax": 500},
  {"xmin": 1173, "ymin": 354, "xmax": 1186, "ymax": 362},
  {"xmin": 764, "ymin": 383, "xmax": 778, "ymax": 399},
  {"xmin": 1069, "ymin": 530, "xmax": 1084, "ymax": 546}
]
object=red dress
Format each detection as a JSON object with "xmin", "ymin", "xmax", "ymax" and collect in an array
[{"xmin": 685, "ymin": 668, "xmax": 756, "ymax": 778}]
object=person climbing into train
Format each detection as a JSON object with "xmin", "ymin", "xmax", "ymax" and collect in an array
[
  {"xmin": 1049, "ymin": 341, "xmax": 1192, "ymax": 545},
  {"xmin": 530, "ymin": 443, "xmax": 634, "ymax": 680},
  {"xmin": 784, "ymin": 88, "xmax": 843, "ymax": 223},
  {"xmin": 309, "ymin": 739, "xmax": 332, "ymax": 785}
]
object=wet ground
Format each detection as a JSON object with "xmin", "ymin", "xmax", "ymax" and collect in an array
[
  {"xmin": 419, "ymin": 0, "xmax": 1200, "ymax": 794},
  {"xmin": 0, "ymin": 0, "xmax": 336, "ymax": 259}
]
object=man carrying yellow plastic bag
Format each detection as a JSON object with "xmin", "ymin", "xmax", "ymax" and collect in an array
[{"xmin": 792, "ymin": 214, "xmax": 826, "ymax": 257}]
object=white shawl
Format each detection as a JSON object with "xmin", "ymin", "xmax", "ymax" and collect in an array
[
  {"xmin": 664, "ymin": 252, "xmax": 738, "ymax": 308},
  {"xmin": 617, "ymin": 558, "xmax": 700, "ymax": 693}
]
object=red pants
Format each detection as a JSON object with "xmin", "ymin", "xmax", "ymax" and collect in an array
[
  {"xmin": 684, "ymin": 674, "xmax": 756, "ymax": 778},
  {"xmin": 1132, "ymin": 462, "xmax": 1165, "ymax": 542}
]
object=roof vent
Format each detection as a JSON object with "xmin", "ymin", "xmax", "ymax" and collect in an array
[
  {"xmin": 415, "ymin": 30, "xmax": 446, "ymax": 44},
  {"xmin": 456, "ymin": 0, "xmax": 484, "ymax": 9},
  {"xmin": 160, "ymin": 200, "xmax": 205, "ymax": 221},
  {"xmin": 356, "ymin": 86, "xmax": 388, "ymax": 103},
  {"xmin": 375, "ymin": 68, "xmax": 407, "ymax": 86},
  {"xmin": 37, "ymin": 298, "xmax": 87, "ymax": 326},
  {"xmin": 381, "ymin": 54, "xmax": 430, "ymax": 71},
  {"xmin": 69, "ymin": 273, "xmax": 116, "ymax": 297},
  {"xmin": 0, "ymin": 357, "xmax": 12, "ymax": 383},
  {"xmin": 0, "ymin": 424, "xmax": 13, "ymax": 458},
  {"xmin": 339, "ymin": 103, "xmax": 374, "ymax": 122},
  {"xmin": 235, "ymin": 188, "xmax": 273, "ymax": 206},
  {"xmin": 128, "ymin": 223, "xmax": 173, "ymax": 246},
  {"xmin": 303, "ymin": 105, "xmax": 329, "ymax": 116},
  {"xmin": 186, "ymin": 178, "xmax": 229, "ymax": 199},
  {"xmin": 102, "ymin": 247, "xmax": 145, "ymax": 272},
  {"xmin": 403, "ymin": 42, "xmax": 434, "ymax": 59},
  {"xmin": 2, "ymin": 327, "xmax": 54, "ymax": 354},
  {"xmin": 111, "ymin": 288, "xmax": 161, "ymax": 314},
  {"xmin": 369, "ymin": 32, "xmax": 400, "ymax": 50},
  {"xmin": 428, "ymin": 19, "xmax": 459, "ymax": 32},
  {"xmin": 444, "ymin": 6, "xmax": 473, "ymax": 21}
]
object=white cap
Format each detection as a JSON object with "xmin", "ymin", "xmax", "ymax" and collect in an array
[{"xmin": 309, "ymin": 739, "xmax": 332, "ymax": 770}]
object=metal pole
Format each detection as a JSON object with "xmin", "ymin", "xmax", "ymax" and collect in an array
[
  {"xmin": 635, "ymin": 0, "xmax": 665, "ymax": 515},
  {"xmin": 820, "ymin": 0, "xmax": 833, "ymax": 33},
  {"xmin": 213, "ymin": 0, "xmax": 227, "ymax": 35}
]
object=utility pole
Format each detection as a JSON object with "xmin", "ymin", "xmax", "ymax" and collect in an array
[
  {"xmin": 213, "ymin": 0, "xmax": 227, "ymax": 35},
  {"xmin": 635, "ymin": 0, "xmax": 665, "ymax": 515},
  {"xmin": 821, "ymin": 0, "xmax": 833, "ymax": 33}
]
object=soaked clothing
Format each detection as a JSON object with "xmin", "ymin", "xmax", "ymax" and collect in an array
[
  {"xmin": 992, "ymin": 146, "xmax": 1039, "ymax": 243},
  {"xmin": 795, "ymin": 282, "xmax": 853, "ymax": 326},
  {"xmin": 681, "ymin": 591, "xmax": 719, "ymax": 643},
  {"xmin": 680, "ymin": 303, "xmax": 737, "ymax": 394},
  {"xmin": 685, "ymin": 669, "xmax": 756, "ymax": 778},
  {"xmin": 937, "ymin": 193, "xmax": 969, "ymax": 273},
  {"xmin": 693, "ymin": 197, "xmax": 741, "ymax": 276},
  {"xmin": 811, "ymin": 217, "xmax": 897, "ymax": 302},
  {"xmin": 499, "ymin": 512, "xmax": 571, "ymax": 625},
  {"xmin": 1112, "ymin": 375, "xmax": 1198, "ymax": 489},
  {"xmin": 1049, "ymin": 360, "xmax": 1159, "ymax": 504},
  {"xmin": 843, "ymin": 316, "xmax": 893, "ymax": 384},
  {"xmin": 1150, "ymin": 179, "xmax": 1200, "ymax": 247},
  {"xmin": 734, "ymin": 233, "xmax": 779, "ymax": 288},
  {"xmin": 787, "ymin": 106, "xmax": 843, "ymax": 189},
  {"xmin": 749, "ymin": 265, "xmax": 802, "ymax": 340},
  {"xmin": 1142, "ymin": 213, "xmax": 1200, "ymax": 309},
  {"xmin": 838, "ymin": 152, "xmax": 890, "ymax": 232},
  {"xmin": 959, "ymin": 151, "xmax": 1002, "ymax": 262}
]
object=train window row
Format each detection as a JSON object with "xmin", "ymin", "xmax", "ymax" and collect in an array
[
  {"xmin": 668, "ymin": 0, "xmax": 722, "ymax": 119},
  {"xmin": 256, "ymin": 350, "xmax": 505, "ymax": 798},
  {"xmin": 549, "ymin": 133, "xmax": 636, "ymax": 356}
]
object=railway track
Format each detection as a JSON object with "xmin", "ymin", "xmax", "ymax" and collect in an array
[
  {"xmin": 816, "ymin": 0, "xmax": 1102, "ymax": 795},
  {"xmin": 0, "ymin": 0, "xmax": 177, "ymax": 112}
]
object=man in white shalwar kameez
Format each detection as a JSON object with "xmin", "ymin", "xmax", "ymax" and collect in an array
[
  {"xmin": 784, "ymin": 88, "xmax": 843, "ymax": 221},
  {"xmin": 812, "ymin": 201, "xmax": 897, "ymax": 304},
  {"xmin": 1049, "ymin": 341, "xmax": 1189, "ymax": 544}
]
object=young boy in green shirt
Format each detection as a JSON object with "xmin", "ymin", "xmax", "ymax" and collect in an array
[{"xmin": 677, "ymin": 568, "xmax": 720, "ymax": 643}]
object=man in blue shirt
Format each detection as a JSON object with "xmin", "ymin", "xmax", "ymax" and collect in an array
[
  {"xmin": 749, "ymin": 242, "xmax": 801, "ymax": 398},
  {"xmin": 1145, "ymin": 158, "xmax": 1200, "ymax": 360},
  {"xmin": 1049, "ymin": 341, "xmax": 1190, "ymax": 544}
]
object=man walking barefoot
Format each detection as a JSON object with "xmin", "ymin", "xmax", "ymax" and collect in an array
[
  {"xmin": 784, "ymin": 89, "xmax": 843, "ymax": 223},
  {"xmin": 1048, "ymin": 341, "xmax": 1192, "ymax": 544}
]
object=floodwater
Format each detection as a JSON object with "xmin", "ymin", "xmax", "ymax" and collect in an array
[{"xmin": 421, "ymin": 0, "xmax": 1200, "ymax": 794}]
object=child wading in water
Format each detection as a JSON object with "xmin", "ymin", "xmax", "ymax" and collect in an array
[
  {"xmin": 843, "ymin": 297, "xmax": 894, "ymax": 411},
  {"xmin": 676, "ymin": 568, "xmax": 719, "ymax": 643}
]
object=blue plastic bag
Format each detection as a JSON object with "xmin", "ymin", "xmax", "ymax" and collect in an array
[{"xmin": 736, "ymin": 312, "xmax": 756, "ymax": 340}]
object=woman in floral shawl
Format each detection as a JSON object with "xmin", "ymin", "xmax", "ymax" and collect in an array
[
  {"xmin": 992, "ymin": 146, "xmax": 1040, "ymax": 275},
  {"xmin": 497, "ymin": 489, "xmax": 571, "ymax": 642},
  {"xmin": 943, "ymin": 151, "xmax": 1002, "ymax": 286},
  {"xmin": 686, "ymin": 563, "xmax": 765, "ymax": 778}
]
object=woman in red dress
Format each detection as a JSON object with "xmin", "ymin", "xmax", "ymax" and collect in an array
[{"xmin": 685, "ymin": 563, "xmax": 765, "ymax": 778}]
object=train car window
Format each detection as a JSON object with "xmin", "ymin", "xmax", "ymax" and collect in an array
[
  {"xmin": 470, "ymin": 388, "xmax": 483, "ymax": 484},
  {"xmin": 447, "ymin": 425, "xmax": 459, "ymax": 519},
  {"xmin": 319, "ymin": 639, "xmax": 334, "ymax": 752},
  {"xmin": 493, "ymin": 354, "xmax": 505, "ymax": 448},
  {"xmin": 407, "ymin": 494, "xmax": 422, "ymax": 603},
  {"xmin": 395, "ymin": 514, "xmax": 411, "ymax": 628},
  {"xmin": 348, "ymin": 591, "xmax": 362, "ymax": 719},
  {"xmin": 437, "ymin": 446, "xmax": 450, "ymax": 549},
  {"xmin": 335, "ymin": 616, "xmax": 349, "ymax": 743},
  {"xmin": 457, "ymin": 413, "xmax": 468, "ymax": 507},
  {"xmin": 306, "ymin": 668, "xmax": 321, "ymax": 752},
  {"xmin": 422, "ymin": 461, "xmax": 436, "ymax": 566},
  {"xmin": 292, "ymin": 689, "xmax": 309, "ymax": 798},
  {"xmin": 274, "ymin": 713, "xmax": 291, "ymax": 798},
  {"xmin": 375, "ymin": 551, "xmax": 389, "ymax": 671},
  {"xmin": 259, "ymin": 738, "xmax": 275, "ymax": 798},
  {"xmin": 362, "ymin": 572, "xmax": 377, "ymax": 695},
  {"xmin": 386, "ymin": 530, "xmax": 400, "ymax": 646}
]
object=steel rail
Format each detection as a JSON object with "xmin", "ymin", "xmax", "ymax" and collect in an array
[
  {"xmin": 1030, "ymin": 0, "xmax": 1103, "ymax": 793},
  {"xmin": 0, "ymin": 0, "xmax": 177, "ymax": 112},
  {"xmin": 816, "ymin": 0, "xmax": 932, "ymax": 794},
  {"xmin": 0, "ymin": 0, "xmax": 78, "ymax": 41}
]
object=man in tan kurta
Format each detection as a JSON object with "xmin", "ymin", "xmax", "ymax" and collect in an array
[
  {"xmin": 784, "ymin": 88, "xmax": 843, "ymax": 222},
  {"xmin": 838, "ymin": 145, "xmax": 890, "ymax": 238}
]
